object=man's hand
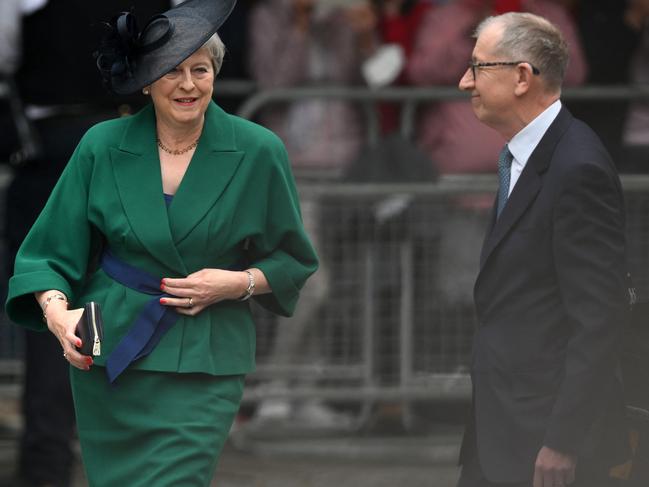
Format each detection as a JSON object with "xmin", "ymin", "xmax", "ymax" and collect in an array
[{"xmin": 533, "ymin": 446, "xmax": 577, "ymax": 487}]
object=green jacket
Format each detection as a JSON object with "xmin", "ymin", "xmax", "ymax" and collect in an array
[{"xmin": 6, "ymin": 101, "xmax": 318, "ymax": 375}]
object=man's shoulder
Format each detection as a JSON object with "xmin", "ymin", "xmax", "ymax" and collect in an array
[
  {"xmin": 541, "ymin": 108, "xmax": 608, "ymax": 161},
  {"xmin": 548, "ymin": 115, "xmax": 618, "ymax": 180},
  {"xmin": 564, "ymin": 115, "xmax": 601, "ymax": 140},
  {"xmin": 556, "ymin": 116, "xmax": 611, "ymax": 160}
]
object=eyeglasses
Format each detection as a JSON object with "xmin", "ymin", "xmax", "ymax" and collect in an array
[{"xmin": 468, "ymin": 61, "xmax": 541, "ymax": 79}]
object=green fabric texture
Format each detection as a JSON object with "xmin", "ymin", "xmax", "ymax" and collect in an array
[
  {"xmin": 6, "ymin": 101, "xmax": 318, "ymax": 376},
  {"xmin": 71, "ymin": 366, "xmax": 244, "ymax": 487}
]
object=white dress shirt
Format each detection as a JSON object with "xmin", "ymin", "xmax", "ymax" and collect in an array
[{"xmin": 507, "ymin": 100, "xmax": 562, "ymax": 196}]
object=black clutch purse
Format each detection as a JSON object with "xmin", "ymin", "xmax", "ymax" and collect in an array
[{"xmin": 75, "ymin": 302, "xmax": 104, "ymax": 356}]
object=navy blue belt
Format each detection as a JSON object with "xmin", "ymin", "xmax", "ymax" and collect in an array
[
  {"xmin": 102, "ymin": 250, "xmax": 179, "ymax": 383},
  {"xmin": 101, "ymin": 250, "xmax": 247, "ymax": 383}
]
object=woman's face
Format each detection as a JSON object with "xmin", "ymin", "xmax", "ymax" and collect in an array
[{"xmin": 148, "ymin": 48, "xmax": 215, "ymax": 129}]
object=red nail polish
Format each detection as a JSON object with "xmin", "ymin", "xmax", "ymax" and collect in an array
[
  {"xmin": 160, "ymin": 283, "xmax": 165, "ymax": 290},
  {"xmin": 160, "ymin": 298, "xmax": 167, "ymax": 304},
  {"xmin": 77, "ymin": 340, "xmax": 82, "ymax": 348},
  {"xmin": 87, "ymin": 357, "xmax": 93, "ymax": 365}
]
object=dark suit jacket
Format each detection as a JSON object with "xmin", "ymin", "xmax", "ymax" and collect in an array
[{"xmin": 462, "ymin": 107, "xmax": 629, "ymax": 483}]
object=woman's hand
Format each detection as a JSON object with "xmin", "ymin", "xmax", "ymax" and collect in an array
[
  {"xmin": 160, "ymin": 268, "xmax": 249, "ymax": 316},
  {"xmin": 45, "ymin": 304, "xmax": 92, "ymax": 370}
]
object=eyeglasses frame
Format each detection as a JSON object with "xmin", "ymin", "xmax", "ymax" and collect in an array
[{"xmin": 468, "ymin": 61, "xmax": 541, "ymax": 79}]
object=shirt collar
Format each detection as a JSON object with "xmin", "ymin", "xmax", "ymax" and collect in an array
[{"xmin": 508, "ymin": 100, "xmax": 562, "ymax": 169}]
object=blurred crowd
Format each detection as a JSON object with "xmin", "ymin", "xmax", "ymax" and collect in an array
[
  {"xmin": 2, "ymin": 1, "xmax": 649, "ymax": 486},
  {"xmin": 2, "ymin": 0, "xmax": 649, "ymax": 199},
  {"xmin": 5, "ymin": 1, "xmax": 645, "ymax": 178},
  {"xmin": 2, "ymin": 0, "xmax": 649, "ymax": 208},
  {"xmin": 241, "ymin": 0, "xmax": 649, "ymax": 177}
]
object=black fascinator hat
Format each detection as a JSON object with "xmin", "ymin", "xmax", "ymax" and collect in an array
[{"xmin": 95, "ymin": 0, "xmax": 236, "ymax": 95}]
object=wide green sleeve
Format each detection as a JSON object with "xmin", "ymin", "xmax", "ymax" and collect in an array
[
  {"xmin": 248, "ymin": 140, "xmax": 319, "ymax": 317},
  {"xmin": 5, "ymin": 136, "xmax": 95, "ymax": 330}
]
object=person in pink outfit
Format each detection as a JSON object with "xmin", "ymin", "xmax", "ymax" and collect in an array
[{"xmin": 248, "ymin": 0, "xmax": 377, "ymax": 176}]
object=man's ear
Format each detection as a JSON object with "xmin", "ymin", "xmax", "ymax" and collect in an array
[{"xmin": 514, "ymin": 64, "xmax": 533, "ymax": 96}]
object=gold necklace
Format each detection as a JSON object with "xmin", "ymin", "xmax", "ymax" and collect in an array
[{"xmin": 157, "ymin": 138, "xmax": 199, "ymax": 155}]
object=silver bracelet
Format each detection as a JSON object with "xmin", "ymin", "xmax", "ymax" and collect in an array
[
  {"xmin": 42, "ymin": 293, "xmax": 68, "ymax": 321},
  {"xmin": 237, "ymin": 270, "xmax": 255, "ymax": 302}
]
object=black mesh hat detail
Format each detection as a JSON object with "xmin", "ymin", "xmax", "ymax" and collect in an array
[{"xmin": 95, "ymin": 0, "xmax": 236, "ymax": 95}]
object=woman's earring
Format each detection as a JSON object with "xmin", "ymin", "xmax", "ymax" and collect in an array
[{"xmin": 143, "ymin": 88, "xmax": 150, "ymax": 95}]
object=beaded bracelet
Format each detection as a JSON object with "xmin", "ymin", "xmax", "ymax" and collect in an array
[{"xmin": 42, "ymin": 293, "xmax": 68, "ymax": 321}]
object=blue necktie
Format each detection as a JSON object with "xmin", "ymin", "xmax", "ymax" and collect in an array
[{"xmin": 497, "ymin": 144, "xmax": 513, "ymax": 218}]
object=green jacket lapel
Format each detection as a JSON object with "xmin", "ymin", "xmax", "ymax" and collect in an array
[
  {"xmin": 168, "ymin": 102, "xmax": 244, "ymax": 244},
  {"xmin": 109, "ymin": 105, "xmax": 187, "ymax": 275}
]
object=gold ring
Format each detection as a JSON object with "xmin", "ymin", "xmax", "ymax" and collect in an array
[{"xmin": 188, "ymin": 297, "xmax": 194, "ymax": 307}]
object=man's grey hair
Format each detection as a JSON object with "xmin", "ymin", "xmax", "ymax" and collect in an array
[
  {"xmin": 202, "ymin": 32, "xmax": 226, "ymax": 76},
  {"xmin": 475, "ymin": 12, "xmax": 568, "ymax": 92}
]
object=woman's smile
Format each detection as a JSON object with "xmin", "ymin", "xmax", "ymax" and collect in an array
[{"xmin": 174, "ymin": 97, "xmax": 200, "ymax": 107}]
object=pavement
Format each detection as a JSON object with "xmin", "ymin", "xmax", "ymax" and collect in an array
[{"xmin": 0, "ymin": 384, "xmax": 464, "ymax": 487}]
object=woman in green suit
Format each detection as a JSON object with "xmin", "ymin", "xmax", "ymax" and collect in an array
[{"xmin": 5, "ymin": 0, "xmax": 318, "ymax": 485}]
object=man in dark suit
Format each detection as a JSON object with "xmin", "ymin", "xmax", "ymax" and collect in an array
[{"xmin": 456, "ymin": 11, "xmax": 629, "ymax": 487}]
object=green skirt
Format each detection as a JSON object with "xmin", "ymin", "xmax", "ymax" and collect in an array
[{"xmin": 70, "ymin": 366, "xmax": 244, "ymax": 487}]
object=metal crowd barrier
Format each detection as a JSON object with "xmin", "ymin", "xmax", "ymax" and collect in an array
[
  {"xmin": 245, "ymin": 176, "xmax": 649, "ymax": 418},
  {"xmin": 237, "ymin": 84, "xmax": 649, "ymax": 144}
]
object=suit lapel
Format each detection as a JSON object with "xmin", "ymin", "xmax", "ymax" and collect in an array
[
  {"xmin": 109, "ymin": 105, "xmax": 187, "ymax": 275},
  {"xmin": 479, "ymin": 166, "xmax": 542, "ymax": 268},
  {"xmin": 477, "ymin": 107, "xmax": 574, "ymax": 273},
  {"xmin": 168, "ymin": 102, "xmax": 244, "ymax": 244},
  {"xmin": 479, "ymin": 196, "xmax": 498, "ymax": 265}
]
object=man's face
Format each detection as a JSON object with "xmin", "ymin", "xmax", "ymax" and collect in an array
[{"xmin": 458, "ymin": 23, "xmax": 517, "ymax": 135}]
